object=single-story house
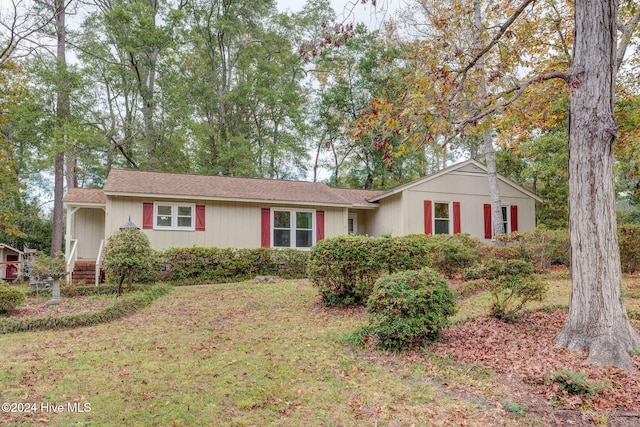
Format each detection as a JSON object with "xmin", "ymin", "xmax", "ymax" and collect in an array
[
  {"xmin": 63, "ymin": 159, "xmax": 542, "ymax": 282},
  {"xmin": 0, "ymin": 243, "xmax": 24, "ymax": 281}
]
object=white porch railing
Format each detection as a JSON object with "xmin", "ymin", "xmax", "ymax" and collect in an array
[
  {"xmin": 66, "ymin": 239, "xmax": 78, "ymax": 281},
  {"xmin": 95, "ymin": 239, "xmax": 105, "ymax": 286}
]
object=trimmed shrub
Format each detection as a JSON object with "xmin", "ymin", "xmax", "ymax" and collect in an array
[
  {"xmin": 366, "ymin": 268, "xmax": 457, "ymax": 351},
  {"xmin": 619, "ymin": 225, "xmax": 640, "ymax": 273},
  {"xmin": 308, "ymin": 234, "xmax": 480, "ymax": 306},
  {"xmin": 466, "ymin": 258, "xmax": 546, "ymax": 320},
  {"xmin": 307, "ymin": 235, "xmax": 383, "ymax": 306},
  {"xmin": 0, "ymin": 282, "xmax": 26, "ymax": 314},
  {"xmin": 102, "ymin": 228, "xmax": 153, "ymax": 294},
  {"xmin": 162, "ymin": 247, "xmax": 308, "ymax": 284},
  {"xmin": 423, "ymin": 234, "xmax": 480, "ymax": 278}
]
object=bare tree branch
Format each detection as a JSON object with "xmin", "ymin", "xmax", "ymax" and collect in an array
[
  {"xmin": 454, "ymin": 0, "xmax": 537, "ymax": 79},
  {"xmin": 455, "ymin": 71, "xmax": 570, "ymax": 129}
]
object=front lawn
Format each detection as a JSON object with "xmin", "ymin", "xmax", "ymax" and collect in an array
[
  {"xmin": 1, "ymin": 280, "xmax": 526, "ymax": 426},
  {"xmin": 1, "ymin": 274, "xmax": 639, "ymax": 426}
]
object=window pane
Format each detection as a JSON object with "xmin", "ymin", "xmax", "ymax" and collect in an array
[
  {"xmin": 296, "ymin": 212, "xmax": 312, "ymax": 229},
  {"xmin": 274, "ymin": 211, "xmax": 290, "ymax": 229},
  {"xmin": 178, "ymin": 206, "xmax": 192, "ymax": 216},
  {"xmin": 178, "ymin": 216, "xmax": 192, "ymax": 227},
  {"xmin": 348, "ymin": 218, "xmax": 354, "ymax": 234},
  {"xmin": 296, "ymin": 230, "xmax": 313, "ymax": 247},
  {"xmin": 435, "ymin": 219, "xmax": 449, "ymax": 234},
  {"xmin": 274, "ymin": 230, "xmax": 291, "ymax": 247},
  {"xmin": 157, "ymin": 205, "xmax": 172, "ymax": 216},
  {"xmin": 502, "ymin": 206, "xmax": 508, "ymax": 222},
  {"xmin": 435, "ymin": 203, "xmax": 449, "ymax": 219},
  {"xmin": 157, "ymin": 215, "xmax": 172, "ymax": 227}
]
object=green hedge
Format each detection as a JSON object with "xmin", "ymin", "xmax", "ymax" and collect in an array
[
  {"xmin": 0, "ymin": 284, "xmax": 171, "ymax": 334},
  {"xmin": 0, "ymin": 282, "xmax": 26, "ymax": 313},
  {"xmin": 26, "ymin": 282, "xmax": 156, "ymax": 298},
  {"xmin": 495, "ymin": 227, "xmax": 640, "ymax": 273},
  {"xmin": 308, "ymin": 234, "xmax": 479, "ymax": 306},
  {"xmin": 162, "ymin": 247, "xmax": 308, "ymax": 284},
  {"xmin": 619, "ymin": 225, "xmax": 640, "ymax": 274}
]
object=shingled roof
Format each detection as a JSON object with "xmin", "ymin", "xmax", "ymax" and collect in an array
[
  {"xmin": 63, "ymin": 188, "xmax": 107, "ymax": 205},
  {"xmin": 98, "ymin": 169, "xmax": 380, "ymax": 207}
]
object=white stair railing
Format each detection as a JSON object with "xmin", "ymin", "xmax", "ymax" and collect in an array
[{"xmin": 95, "ymin": 239, "xmax": 105, "ymax": 286}]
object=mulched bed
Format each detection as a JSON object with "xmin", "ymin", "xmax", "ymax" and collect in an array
[{"xmin": 430, "ymin": 309, "xmax": 640, "ymax": 423}]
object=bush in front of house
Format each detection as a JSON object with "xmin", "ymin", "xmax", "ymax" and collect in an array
[
  {"xmin": 495, "ymin": 229, "xmax": 570, "ymax": 270},
  {"xmin": 365, "ymin": 268, "xmax": 457, "ymax": 351},
  {"xmin": 161, "ymin": 247, "xmax": 308, "ymax": 284},
  {"xmin": 619, "ymin": 225, "xmax": 640, "ymax": 274},
  {"xmin": 0, "ymin": 281, "xmax": 26, "ymax": 314},
  {"xmin": 307, "ymin": 234, "xmax": 480, "ymax": 307},
  {"xmin": 465, "ymin": 257, "xmax": 546, "ymax": 321},
  {"xmin": 422, "ymin": 233, "xmax": 480, "ymax": 278},
  {"xmin": 102, "ymin": 228, "xmax": 153, "ymax": 294}
]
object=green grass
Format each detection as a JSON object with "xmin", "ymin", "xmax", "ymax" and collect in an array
[{"xmin": 0, "ymin": 280, "xmax": 530, "ymax": 426}]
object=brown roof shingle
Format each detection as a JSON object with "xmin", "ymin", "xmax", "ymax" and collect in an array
[
  {"xmin": 102, "ymin": 169, "xmax": 364, "ymax": 206},
  {"xmin": 63, "ymin": 188, "xmax": 106, "ymax": 205}
]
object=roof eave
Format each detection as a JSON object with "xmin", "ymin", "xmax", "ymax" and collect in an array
[{"xmin": 103, "ymin": 191, "xmax": 353, "ymax": 208}]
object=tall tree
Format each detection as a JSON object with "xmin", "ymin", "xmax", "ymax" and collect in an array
[
  {"xmin": 554, "ymin": 0, "xmax": 640, "ymax": 369},
  {"xmin": 355, "ymin": 0, "xmax": 640, "ymax": 368}
]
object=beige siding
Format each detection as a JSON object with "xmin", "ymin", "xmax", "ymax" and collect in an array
[
  {"xmin": 368, "ymin": 193, "xmax": 405, "ymax": 237},
  {"xmin": 106, "ymin": 196, "xmax": 348, "ymax": 251},
  {"xmin": 402, "ymin": 171, "xmax": 537, "ymax": 240},
  {"xmin": 72, "ymin": 208, "xmax": 105, "ymax": 259}
]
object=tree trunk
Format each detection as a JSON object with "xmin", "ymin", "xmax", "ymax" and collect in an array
[
  {"xmin": 51, "ymin": 0, "xmax": 67, "ymax": 257},
  {"xmin": 555, "ymin": 0, "xmax": 640, "ymax": 369},
  {"xmin": 474, "ymin": 0, "xmax": 504, "ymax": 237}
]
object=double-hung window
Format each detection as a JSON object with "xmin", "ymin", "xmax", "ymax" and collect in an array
[
  {"xmin": 501, "ymin": 206, "xmax": 510, "ymax": 234},
  {"xmin": 434, "ymin": 202, "xmax": 450, "ymax": 234},
  {"xmin": 154, "ymin": 203, "xmax": 195, "ymax": 230},
  {"xmin": 272, "ymin": 208, "xmax": 314, "ymax": 249}
]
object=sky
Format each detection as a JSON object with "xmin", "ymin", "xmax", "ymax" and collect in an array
[{"xmin": 276, "ymin": 0, "xmax": 400, "ymax": 29}]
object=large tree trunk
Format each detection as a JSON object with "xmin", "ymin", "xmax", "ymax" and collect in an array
[{"xmin": 555, "ymin": 0, "xmax": 640, "ymax": 369}]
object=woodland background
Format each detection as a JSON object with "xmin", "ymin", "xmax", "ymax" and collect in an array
[{"xmin": 1, "ymin": 0, "xmax": 639, "ymax": 254}]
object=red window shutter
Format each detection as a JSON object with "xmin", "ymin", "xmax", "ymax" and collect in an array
[
  {"xmin": 316, "ymin": 210, "xmax": 325, "ymax": 242},
  {"xmin": 510, "ymin": 205, "xmax": 518, "ymax": 232},
  {"xmin": 195, "ymin": 205, "xmax": 205, "ymax": 231},
  {"xmin": 453, "ymin": 202, "xmax": 461, "ymax": 234},
  {"xmin": 261, "ymin": 208, "xmax": 270, "ymax": 248},
  {"xmin": 143, "ymin": 203, "xmax": 154, "ymax": 229},
  {"xmin": 483, "ymin": 204, "xmax": 492, "ymax": 239},
  {"xmin": 424, "ymin": 201, "xmax": 433, "ymax": 235}
]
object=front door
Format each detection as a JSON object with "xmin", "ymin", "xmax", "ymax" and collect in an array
[{"xmin": 6, "ymin": 255, "xmax": 18, "ymax": 280}]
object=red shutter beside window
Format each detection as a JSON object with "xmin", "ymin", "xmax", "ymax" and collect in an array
[
  {"xmin": 484, "ymin": 204, "xmax": 492, "ymax": 239},
  {"xmin": 195, "ymin": 205, "xmax": 205, "ymax": 231},
  {"xmin": 143, "ymin": 203, "xmax": 154, "ymax": 229},
  {"xmin": 510, "ymin": 205, "xmax": 518, "ymax": 232},
  {"xmin": 316, "ymin": 210, "xmax": 325, "ymax": 242},
  {"xmin": 424, "ymin": 201, "xmax": 433, "ymax": 235},
  {"xmin": 453, "ymin": 202, "xmax": 461, "ymax": 234},
  {"xmin": 261, "ymin": 208, "xmax": 270, "ymax": 248}
]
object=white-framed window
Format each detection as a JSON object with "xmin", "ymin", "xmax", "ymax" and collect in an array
[
  {"xmin": 348, "ymin": 213, "xmax": 358, "ymax": 235},
  {"xmin": 434, "ymin": 202, "xmax": 450, "ymax": 234},
  {"xmin": 501, "ymin": 206, "xmax": 510, "ymax": 234},
  {"xmin": 272, "ymin": 208, "xmax": 315, "ymax": 249},
  {"xmin": 154, "ymin": 203, "xmax": 195, "ymax": 230}
]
